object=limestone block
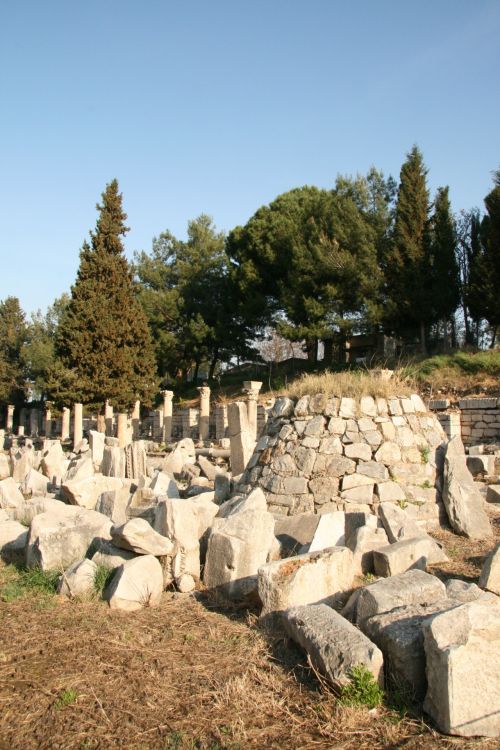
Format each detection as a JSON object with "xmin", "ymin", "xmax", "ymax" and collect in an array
[
  {"xmin": 376, "ymin": 481, "xmax": 406, "ymax": 503},
  {"xmin": 445, "ymin": 579, "xmax": 483, "ymax": 603},
  {"xmin": 410, "ymin": 394, "xmax": 427, "ymax": 413},
  {"xmin": 271, "ymin": 397, "xmax": 294, "ymax": 418},
  {"xmin": 294, "ymin": 396, "xmax": 310, "ymax": 417},
  {"xmin": 479, "ymin": 542, "xmax": 500, "ymax": 596},
  {"xmin": 376, "ymin": 397, "xmax": 388, "ymax": 415},
  {"xmin": 423, "ymin": 597, "xmax": 500, "ymax": 737},
  {"xmin": 400, "ymin": 397, "xmax": 415, "ymax": 414},
  {"xmin": 341, "ymin": 484, "xmax": 374, "ymax": 504},
  {"xmin": 388, "ymin": 398, "xmax": 402, "ymax": 416},
  {"xmin": 9, "ymin": 449, "xmax": 34, "ymax": 483},
  {"xmin": 22, "ymin": 468, "xmax": 50, "ymax": 497},
  {"xmin": 101, "ymin": 446, "xmax": 127, "ymax": 478},
  {"xmin": 324, "ymin": 397, "xmax": 339, "ymax": 417},
  {"xmin": 111, "ymin": 518, "xmax": 174, "ymax": 556},
  {"xmin": 91, "ymin": 540, "xmax": 138, "ymax": 569},
  {"xmin": 65, "ymin": 456, "xmax": 94, "ymax": 482},
  {"xmin": 395, "ymin": 426, "xmax": 416, "ymax": 448},
  {"xmin": 155, "ymin": 497, "xmax": 201, "ymax": 580},
  {"xmin": 374, "ymin": 442, "xmax": 402, "ymax": 465},
  {"xmin": 328, "ymin": 417, "xmax": 346, "ymax": 435},
  {"xmin": 308, "ymin": 511, "xmax": 345, "ymax": 551},
  {"xmin": 26, "ymin": 505, "xmax": 112, "ymax": 570},
  {"xmin": 58, "ymin": 558, "xmax": 97, "ymax": 597},
  {"xmin": 105, "ymin": 555, "xmax": 164, "ymax": 611},
  {"xmin": 363, "ymin": 600, "xmax": 452, "ymax": 703},
  {"xmin": 348, "ymin": 525, "xmax": 389, "ymax": 575},
  {"xmin": 323, "ymin": 456, "xmax": 356, "ymax": 477},
  {"xmin": 0, "ymin": 520, "xmax": 28, "ymax": 563},
  {"xmin": 345, "ymin": 511, "xmax": 377, "ymax": 544},
  {"xmin": 486, "ymin": 485, "xmax": 500, "ymax": 504},
  {"xmin": 0, "ymin": 453, "xmax": 9, "ymax": 480},
  {"xmin": 319, "ymin": 436, "xmax": 342, "ymax": 454},
  {"xmin": 284, "ymin": 604, "xmax": 384, "ymax": 687},
  {"xmin": 0, "ymin": 477, "xmax": 24, "ymax": 510},
  {"xmin": 354, "ymin": 569, "xmax": 446, "ymax": 626},
  {"xmin": 162, "ymin": 438, "xmax": 196, "ymax": 476},
  {"xmin": 88, "ymin": 430, "xmax": 105, "ymax": 470},
  {"xmin": 150, "ymin": 470, "xmax": 180, "ymax": 498},
  {"xmin": 380, "ymin": 421, "xmax": 396, "ymax": 441},
  {"xmin": 96, "ymin": 484, "xmax": 134, "ymax": 525},
  {"xmin": 283, "ymin": 476, "xmax": 308, "ymax": 494},
  {"xmin": 442, "ymin": 436, "xmax": 492, "ymax": 539},
  {"xmin": 274, "ymin": 513, "xmax": 321, "ymax": 556},
  {"xmin": 40, "ymin": 441, "xmax": 65, "ymax": 485},
  {"xmin": 373, "ymin": 537, "xmax": 448, "ymax": 577},
  {"xmin": 360, "ymin": 396, "xmax": 377, "ymax": 417},
  {"xmin": 378, "ymin": 502, "xmax": 426, "ymax": 543},
  {"xmin": 7, "ymin": 497, "xmax": 66, "ymax": 525},
  {"xmin": 356, "ymin": 461, "xmax": 389, "ymax": 481},
  {"xmin": 214, "ymin": 472, "xmax": 231, "ymax": 504},
  {"xmin": 342, "ymin": 473, "xmax": 376, "ymax": 490},
  {"xmin": 339, "ymin": 398, "xmax": 356, "ymax": 418},
  {"xmin": 364, "ymin": 430, "xmax": 383, "ymax": 448},
  {"xmin": 203, "ymin": 507, "xmax": 275, "ymax": 600},
  {"xmin": 304, "ymin": 416, "xmax": 325, "ymax": 437},
  {"xmin": 344, "ymin": 443, "xmax": 372, "ymax": 462},
  {"xmin": 61, "ymin": 475, "xmax": 123, "ymax": 510},
  {"xmin": 258, "ymin": 546, "xmax": 353, "ymax": 618}
]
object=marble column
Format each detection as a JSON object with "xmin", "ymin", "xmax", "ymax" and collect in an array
[
  {"xmin": 117, "ymin": 412, "xmax": 128, "ymax": 448},
  {"xmin": 132, "ymin": 400, "xmax": 141, "ymax": 439},
  {"xmin": 105, "ymin": 400, "xmax": 114, "ymax": 436},
  {"xmin": 243, "ymin": 381, "xmax": 263, "ymax": 441},
  {"xmin": 6, "ymin": 404, "xmax": 15, "ymax": 432},
  {"xmin": 73, "ymin": 403, "xmax": 83, "ymax": 447},
  {"xmin": 197, "ymin": 386, "xmax": 210, "ymax": 442},
  {"xmin": 161, "ymin": 390, "xmax": 174, "ymax": 443},
  {"xmin": 44, "ymin": 402, "xmax": 53, "ymax": 438},
  {"xmin": 61, "ymin": 407, "xmax": 70, "ymax": 441},
  {"xmin": 29, "ymin": 408, "xmax": 40, "ymax": 437}
]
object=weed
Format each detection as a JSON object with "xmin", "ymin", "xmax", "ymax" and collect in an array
[
  {"xmin": 420, "ymin": 480, "xmax": 432, "ymax": 489},
  {"xmin": 396, "ymin": 498, "xmax": 408, "ymax": 509},
  {"xmin": 93, "ymin": 564, "xmax": 115, "ymax": 597},
  {"xmin": 0, "ymin": 565, "xmax": 59, "ymax": 601},
  {"xmin": 339, "ymin": 665, "xmax": 384, "ymax": 709},
  {"xmin": 419, "ymin": 446, "xmax": 430, "ymax": 464},
  {"xmin": 361, "ymin": 572, "xmax": 376, "ymax": 584},
  {"xmin": 55, "ymin": 688, "xmax": 78, "ymax": 709}
]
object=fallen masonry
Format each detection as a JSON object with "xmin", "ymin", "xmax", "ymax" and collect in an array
[{"xmin": 1, "ymin": 389, "xmax": 499, "ymax": 738}]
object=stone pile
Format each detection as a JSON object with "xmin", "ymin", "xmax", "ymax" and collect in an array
[{"xmin": 0, "ymin": 391, "xmax": 499, "ymax": 738}]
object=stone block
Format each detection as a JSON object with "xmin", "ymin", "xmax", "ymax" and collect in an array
[
  {"xmin": 112, "ymin": 518, "xmax": 174, "ymax": 557},
  {"xmin": 443, "ymin": 436, "xmax": 492, "ymax": 539},
  {"xmin": 353, "ymin": 569, "xmax": 446, "ymax": 626},
  {"xmin": 466, "ymin": 455, "xmax": 495, "ymax": 477},
  {"xmin": 374, "ymin": 442, "xmax": 402, "ymax": 465},
  {"xmin": 344, "ymin": 443, "xmax": 372, "ymax": 461},
  {"xmin": 423, "ymin": 596, "xmax": 500, "ymax": 737},
  {"xmin": 258, "ymin": 546, "xmax": 353, "ymax": 619},
  {"xmin": 339, "ymin": 398, "xmax": 356, "ymax": 418},
  {"xmin": 341, "ymin": 484, "xmax": 374, "ymax": 504},
  {"xmin": 360, "ymin": 396, "xmax": 377, "ymax": 417},
  {"xmin": 348, "ymin": 525, "xmax": 389, "ymax": 575},
  {"xmin": 356, "ymin": 461, "xmax": 389, "ymax": 481},
  {"xmin": 58, "ymin": 558, "xmax": 97, "ymax": 598},
  {"xmin": 486, "ymin": 485, "xmax": 500, "ymax": 504},
  {"xmin": 0, "ymin": 477, "xmax": 24, "ymax": 511},
  {"xmin": 376, "ymin": 481, "xmax": 406, "ymax": 503},
  {"xmin": 284, "ymin": 604, "xmax": 384, "ymax": 687},
  {"xmin": 0, "ymin": 520, "xmax": 28, "ymax": 563},
  {"xmin": 308, "ymin": 511, "xmax": 345, "ymax": 551},
  {"xmin": 373, "ymin": 537, "xmax": 447, "ymax": 577},
  {"xmin": 479, "ymin": 542, "xmax": 500, "ymax": 596},
  {"xmin": 61, "ymin": 475, "xmax": 124, "ymax": 510},
  {"xmin": 105, "ymin": 555, "xmax": 164, "ymax": 612}
]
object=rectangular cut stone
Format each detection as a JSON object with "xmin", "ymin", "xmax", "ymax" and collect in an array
[
  {"xmin": 410, "ymin": 394, "xmax": 427, "ymax": 413},
  {"xmin": 400, "ymin": 397, "xmax": 415, "ymax": 414},
  {"xmin": 486, "ymin": 485, "xmax": 500, "ymax": 504},
  {"xmin": 459, "ymin": 398, "xmax": 497, "ymax": 410},
  {"xmin": 341, "ymin": 485, "xmax": 374, "ymax": 504},
  {"xmin": 373, "ymin": 537, "xmax": 447, "ymax": 577},
  {"xmin": 388, "ymin": 398, "xmax": 402, "ymax": 416},
  {"xmin": 284, "ymin": 604, "xmax": 384, "ymax": 687},
  {"xmin": 423, "ymin": 597, "xmax": 500, "ymax": 737},
  {"xmin": 344, "ymin": 443, "xmax": 372, "ymax": 462},
  {"xmin": 328, "ymin": 417, "xmax": 346, "ymax": 435},
  {"xmin": 308, "ymin": 511, "xmax": 345, "ymax": 551},
  {"xmin": 354, "ymin": 569, "xmax": 446, "ymax": 625},
  {"xmin": 428, "ymin": 399, "xmax": 450, "ymax": 410},
  {"xmin": 342, "ymin": 473, "xmax": 376, "ymax": 490},
  {"xmin": 356, "ymin": 461, "xmax": 388, "ymax": 481},
  {"xmin": 360, "ymin": 396, "xmax": 377, "ymax": 417},
  {"xmin": 258, "ymin": 546, "xmax": 354, "ymax": 619},
  {"xmin": 376, "ymin": 481, "xmax": 406, "ymax": 503}
]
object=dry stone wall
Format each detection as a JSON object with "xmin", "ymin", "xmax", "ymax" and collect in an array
[
  {"xmin": 237, "ymin": 393, "xmax": 446, "ymax": 528},
  {"xmin": 429, "ymin": 397, "xmax": 500, "ymax": 447}
]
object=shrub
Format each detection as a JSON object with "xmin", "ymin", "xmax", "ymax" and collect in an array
[{"xmin": 339, "ymin": 664, "xmax": 384, "ymax": 709}]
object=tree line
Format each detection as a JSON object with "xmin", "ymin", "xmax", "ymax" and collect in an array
[{"xmin": 1, "ymin": 146, "xmax": 498, "ymax": 416}]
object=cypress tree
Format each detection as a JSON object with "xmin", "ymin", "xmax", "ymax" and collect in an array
[
  {"xmin": 55, "ymin": 180, "xmax": 158, "ymax": 410},
  {"xmin": 429, "ymin": 186, "xmax": 460, "ymax": 344},
  {"xmin": 0, "ymin": 296, "xmax": 27, "ymax": 410},
  {"xmin": 386, "ymin": 146, "xmax": 432, "ymax": 352}
]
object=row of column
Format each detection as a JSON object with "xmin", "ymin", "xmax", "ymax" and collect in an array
[{"xmin": 3, "ymin": 379, "xmax": 263, "ymax": 447}]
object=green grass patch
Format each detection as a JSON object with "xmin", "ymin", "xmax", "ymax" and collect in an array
[
  {"xmin": 0, "ymin": 564, "xmax": 59, "ymax": 602},
  {"xmin": 406, "ymin": 350, "xmax": 500, "ymax": 379},
  {"xmin": 93, "ymin": 564, "xmax": 115, "ymax": 597},
  {"xmin": 54, "ymin": 688, "xmax": 78, "ymax": 709}
]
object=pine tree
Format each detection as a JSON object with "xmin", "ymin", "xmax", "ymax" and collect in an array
[
  {"xmin": 429, "ymin": 187, "xmax": 460, "ymax": 345},
  {"xmin": 477, "ymin": 170, "xmax": 500, "ymax": 345},
  {"xmin": 386, "ymin": 146, "xmax": 432, "ymax": 352},
  {"xmin": 54, "ymin": 180, "xmax": 158, "ymax": 410},
  {"xmin": 0, "ymin": 296, "xmax": 27, "ymax": 410}
]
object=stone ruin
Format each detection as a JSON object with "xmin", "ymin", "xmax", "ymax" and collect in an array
[{"xmin": 1, "ymin": 388, "xmax": 500, "ymax": 738}]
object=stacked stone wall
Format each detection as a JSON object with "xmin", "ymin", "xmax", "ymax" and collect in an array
[
  {"xmin": 429, "ymin": 397, "xmax": 500, "ymax": 446},
  {"xmin": 237, "ymin": 393, "xmax": 446, "ymax": 529}
]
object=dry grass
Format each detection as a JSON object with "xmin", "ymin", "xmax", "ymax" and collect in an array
[
  {"xmin": 284, "ymin": 369, "xmax": 413, "ymax": 400},
  {"xmin": 1, "ymin": 523, "xmax": 500, "ymax": 750}
]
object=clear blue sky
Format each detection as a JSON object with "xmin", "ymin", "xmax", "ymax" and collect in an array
[{"xmin": 1, "ymin": 0, "xmax": 499, "ymax": 314}]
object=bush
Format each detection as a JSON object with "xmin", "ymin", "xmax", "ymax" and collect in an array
[{"xmin": 339, "ymin": 665, "xmax": 384, "ymax": 709}]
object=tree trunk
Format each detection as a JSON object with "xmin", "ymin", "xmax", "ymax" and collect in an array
[
  {"xmin": 323, "ymin": 338, "xmax": 333, "ymax": 366},
  {"xmin": 208, "ymin": 352, "xmax": 218, "ymax": 380},
  {"xmin": 420, "ymin": 321, "xmax": 427, "ymax": 355},
  {"xmin": 193, "ymin": 360, "xmax": 200, "ymax": 384},
  {"xmin": 306, "ymin": 339, "xmax": 317, "ymax": 362},
  {"xmin": 450, "ymin": 317, "xmax": 457, "ymax": 349},
  {"xmin": 490, "ymin": 326, "xmax": 497, "ymax": 349}
]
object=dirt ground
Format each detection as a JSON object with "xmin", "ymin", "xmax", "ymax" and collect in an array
[{"xmin": 1, "ymin": 507, "xmax": 499, "ymax": 750}]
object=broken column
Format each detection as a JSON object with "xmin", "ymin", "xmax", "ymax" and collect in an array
[
  {"xmin": 73, "ymin": 403, "xmax": 83, "ymax": 447},
  {"xmin": 6, "ymin": 404, "xmax": 15, "ymax": 432},
  {"xmin": 132, "ymin": 400, "xmax": 140, "ymax": 439},
  {"xmin": 96, "ymin": 413, "xmax": 106, "ymax": 433},
  {"xmin": 117, "ymin": 412, "xmax": 128, "ymax": 449},
  {"xmin": 44, "ymin": 402, "xmax": 52, "ymax": 438},
  {"xmin": 197, "ymin": 386, "xmax": 210, "ymax": 442},
  {"xmin": 105, "ymin": 400, "xmax": 114, "ymax": 437},
  {"xmin": 215, "ymin": 404, "xmax": 228, "ymax": 441},
  {"xmin": 61, "ymin": 407, "xmax": 70, "ymax": 441},
  {"xmin": 227, "ymin": 401, "xmax": 256, "ymax": 476},
  {"xmin": 161, "ymin": 390, "xmax": 173, "ymax": 443},
  {"xmin": 243, "ymin": 381, "xmax": 262, "ymax": 440}
]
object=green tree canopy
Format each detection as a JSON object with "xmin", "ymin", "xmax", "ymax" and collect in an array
[
  {"xmin": 429, "ymin": 186, "xmax": 460, "ymax": 336},
  {"xmin": 53, "ymin": 180, "xmax": 158, "ymax": 410},
  {"xmin": 0, "ymin": 296, "xmax": 27, "ymax": 410}
]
